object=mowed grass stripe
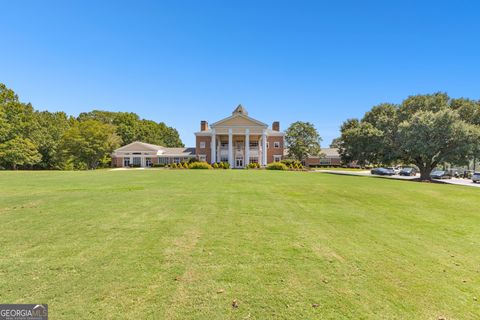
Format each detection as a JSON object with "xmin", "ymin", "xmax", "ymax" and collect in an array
[{"xmin": 0, "ymin": 170, "xmax": 478, "ymax": 319}]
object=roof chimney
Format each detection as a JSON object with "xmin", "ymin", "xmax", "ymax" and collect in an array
[
  {"xmin": 272, "ymin": 121, "xmax": 280, "ymax": 131},
  {"xmin": 200, "ymin": 121, "xmax": 209, "ymax": 131}
]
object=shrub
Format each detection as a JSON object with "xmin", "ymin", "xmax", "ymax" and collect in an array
[
  {"xmin": 248, "ymin": 162, "xmax": 261, "ymax": 169},
  {"xmin": 169, "ymin": 163, "xmax": 177, "ymax": 169},
  {"xmin": 213, "ymin": 162, "xmax": 219, "ymax": 169},
  {"xmin": 152, "ymin": 163, "xmax": 165, "ymax": 168},
  {"xmin": 222, "ymin": 162, "xmax": 230, "ymax": 169},
  {"xmin": 189, "ymin": 161, "xmax": 213, "ymax": 169},
  {"xmin": 282, "ymin": 159, "xmax": 302, "ymax": 167},
  {"xmin": 266, "ymin": 162, "xmax": 288, "ymax": 170}
]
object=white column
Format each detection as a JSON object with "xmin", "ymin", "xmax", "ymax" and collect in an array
[
  {"xmin": 245, "ymin": 128, "xmax": 250, "ymax": 167},
  {"xmin": 262, "ymin": 129, "xmax": 268, "ymax": 166},
  {"xmin": 211, "ymin": 129, "xmax": 216, "ymax": 164},
  {"xmin": 228, "ymin": 128, "xmax": 233, "ymax": 168}
]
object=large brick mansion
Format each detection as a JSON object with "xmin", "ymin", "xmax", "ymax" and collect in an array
[{"xmin": 111, "ymin": 105, "xmax": 340, "ymax": 168}]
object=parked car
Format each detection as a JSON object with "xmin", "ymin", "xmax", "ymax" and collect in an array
[
  {"xmin": 472, "ymin": 172, "xmax": 480, "ymax": 183},
  {"xmin": 430, "ymin": 170, "xmax": 452, "ymax": 179},
  {"xmin": 399, "ymin": 167, "xmax": 417, "ymax": 176},
  {"xmin": 371, "ymin": 168, "xmax": 395, "ymax": 176},
  {"xmin": 386, "ymin": 167, "xmax": 400, "ymax": 174}
]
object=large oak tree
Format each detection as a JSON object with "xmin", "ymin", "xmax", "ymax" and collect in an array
[{"xmin": 339, "ymin": 93, "xmax": 480, "ymax": 180}]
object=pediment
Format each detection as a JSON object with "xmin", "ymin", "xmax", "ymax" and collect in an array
[{"xmin": 211, "ymin": 114, "xmax": 267, "ymax": 128}]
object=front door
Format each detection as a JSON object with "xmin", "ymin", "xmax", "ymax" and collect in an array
[{"xmin": 235, "ymin": 158, "xmax": 243, "ymax": 168}]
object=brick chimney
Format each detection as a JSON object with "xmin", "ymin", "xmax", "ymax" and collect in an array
[
  {"xmin": 272, "ymin": 121, "xmax": 280, "ymax": 131},
  {"xmin": 200, "ymin": 121, "xmax": 209, "ymax": 131}
]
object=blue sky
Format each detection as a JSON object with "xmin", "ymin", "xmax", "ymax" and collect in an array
[{"xmin": 1, "ymin": 0, "xmax": 479, "ymax": 146}]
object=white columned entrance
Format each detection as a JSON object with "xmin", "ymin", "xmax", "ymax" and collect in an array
[
  {"xmin": 228, "ymin": 128, "xmax": 233, "ymax": 168},
  {"xmin": 211, "ymin": 129, "xmax": 216, "ymax": 164},
  {"xmin": 262, "ymin": 129, "xmax": 268, "ymax": 166},
  {"xmin": 245, "ymin": 128, "xmax": 250, "ymax": 166}
]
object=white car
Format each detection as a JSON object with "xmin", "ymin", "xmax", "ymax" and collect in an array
[{"xmin": 472, "ymin": 172, "xmax": 480, "ymax": 183}]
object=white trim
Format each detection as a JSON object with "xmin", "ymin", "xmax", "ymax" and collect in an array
[
  {"xmin": 211, "ymin": 129, "xmax": 216, "ymax": 163},
  {"xmin": 228, "ymin": 128, "xmax": 233, "ymax": 168},
  {"xmin": 245, "ymin": 128, "xmax": 250, "ymax": 166},
  {"xmin": 262, "ymin": 129, "xmax": 267, "ymax": 166},
  {"xmin": 210, "ymin": 113, "xmax": 268, "ymax": 128}
]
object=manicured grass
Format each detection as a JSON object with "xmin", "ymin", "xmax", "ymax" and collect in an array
[{"xmin": 0, "ymin": 170, "xmax": 479, "ymax": 319}]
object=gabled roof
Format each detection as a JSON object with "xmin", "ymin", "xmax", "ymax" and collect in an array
[
  {"xmin": 113, "ymin": 142, "xmax": 196, "ymax": 157},
  {"xmin": 321, "ymin": 148, "xmax": 340, "ymax": 157},
  {"xmin": 210, "ymin": 105, "xmax": 268, "ymax": 128},
  {"xmin": 114, "ymin": 141, "xmax": 164, "ymax": 152},
  {"xmin": 159, "ymin": 147, "xmax": 196, "ymax": 156}
]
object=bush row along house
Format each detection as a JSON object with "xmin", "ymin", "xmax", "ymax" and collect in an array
[{"xmin": 111, "ymin": 105, "xmax": 342, "ymax": 168}]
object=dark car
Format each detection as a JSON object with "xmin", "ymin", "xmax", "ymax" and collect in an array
[
  {"xmin": 399, "ymin": 167, "xmax": 417, "ymax": 176},
  {"xmin": 430, "ymin": 170, "xmax": 452, "ymax": 179},
  {"xmin": 371, "ymin": 168, "xmax": 395, "ymax": 176}
]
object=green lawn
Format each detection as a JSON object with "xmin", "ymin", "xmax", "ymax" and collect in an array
[{"xmin": 0, "ymin": 170, "xmax": 479, "ymax": 319}]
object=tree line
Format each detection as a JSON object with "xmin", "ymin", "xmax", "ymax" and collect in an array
[
  {"xmin": 335, "ymin": 93, "xmax": 480, "ymax": 180},
  {"xmin": 0, "ymin": 83, "xmax": 183, "ymax": 170}
]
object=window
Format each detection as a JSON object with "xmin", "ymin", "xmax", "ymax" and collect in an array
[
  {"xmin": 220, "ymin": 156, "xmax": 229, "ymax": 162},
  {"xmin": 200, "ymin": 141, "xmax": 206, "ymax": 149},
  {"xmin": 274, "ymin": 155, "xmax": 282, "ymax": 162},
  {"xmin": 249, "ymin": 141, "xmax": 259, "ymax": 148},
  {"xmin": 320, "ymin": 158, "xmax": 331, "ymax": 165},
  {"xmin": 274, "ymin": 141, "xmax": 280, "ymax": 148},
  {"xmin": 158, "ymin": 157, "xmax": 167, "ymax": 165},
  {"xmin": 132, "ymin": 157, "xmax": 141, "ymax": 166},
  {"xmin": 235, "ymin": 141, "xmax": 244, "ymax": 150},
  {"xmin": 249, "ymin": 157, "xmax": 259, "ymax": 164},
  {"xmin": 221, "ymin": 142, "xmax": 228, "ymax": 148},
  {"xmin": 199, "ymin": 155, "xmax": 207, "ymax": 162},
  {"xmin": 123, "ymin": 157, "xmax": 131, "ymax": 167},
  {"xmin": 173, "ymin": 157, "xmax": 180, "ymax": 164}
]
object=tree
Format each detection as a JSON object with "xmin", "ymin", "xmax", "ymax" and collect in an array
[
  {"xmin": 337, "ymin": 93, "xmax": 480, "ymax": 180},
  {"xmin": 60, "ymin": 120, "xmax": 121, "ymax": 169},
  {"xmin": 285, "ymin": 121, "xmax": 322, "ymax": 162},
  {"xmin": 329, "ymin": 137, "xmax": 341, "ymax": 148},
  {"xmin": 0, "ymin": 137, "xmax": 42, "ymax": 169},
  {"xmin": 339, "ymin": 121, "xmax": 383, "ymax": 166},
  {"xmin": 31, "ymin": 111, "xmax": 71, "ymax": 169},
  {"xmin": 397, "ymin": 109, "xmax": 479, "ymax": 180},
  {"xmin": 77, "ymin": 109, "xmax": 184, "ymax": 147}
]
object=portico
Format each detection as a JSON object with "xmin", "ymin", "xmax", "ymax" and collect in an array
[{"xmin": 195, "ymin": 105, "xmax": 284, "ymax": 168}]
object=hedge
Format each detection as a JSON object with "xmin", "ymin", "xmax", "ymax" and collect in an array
[
  {"xmin": 266, "ymin": 162, "xmax": 289, "ymax": 170},
  {"xmin": 189, "ymin": 161, "xmax": 213, "ymax": 169}
]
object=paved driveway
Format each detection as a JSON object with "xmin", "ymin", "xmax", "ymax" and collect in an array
[{"xmin": 314, "ymin": 170, "xmax": 480, "ymax": 188}]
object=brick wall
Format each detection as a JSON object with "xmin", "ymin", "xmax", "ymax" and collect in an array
[
  {"xmin": 196, "ymin": 136, "xmax": 211, "ymax": 163},
  {"xmin": 267, "ymin": 136, "xmax": 284, "ymax": 163},
  {"xmin": 112, "ymin": 156, "xmax": 123, "ymax": 167}
]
